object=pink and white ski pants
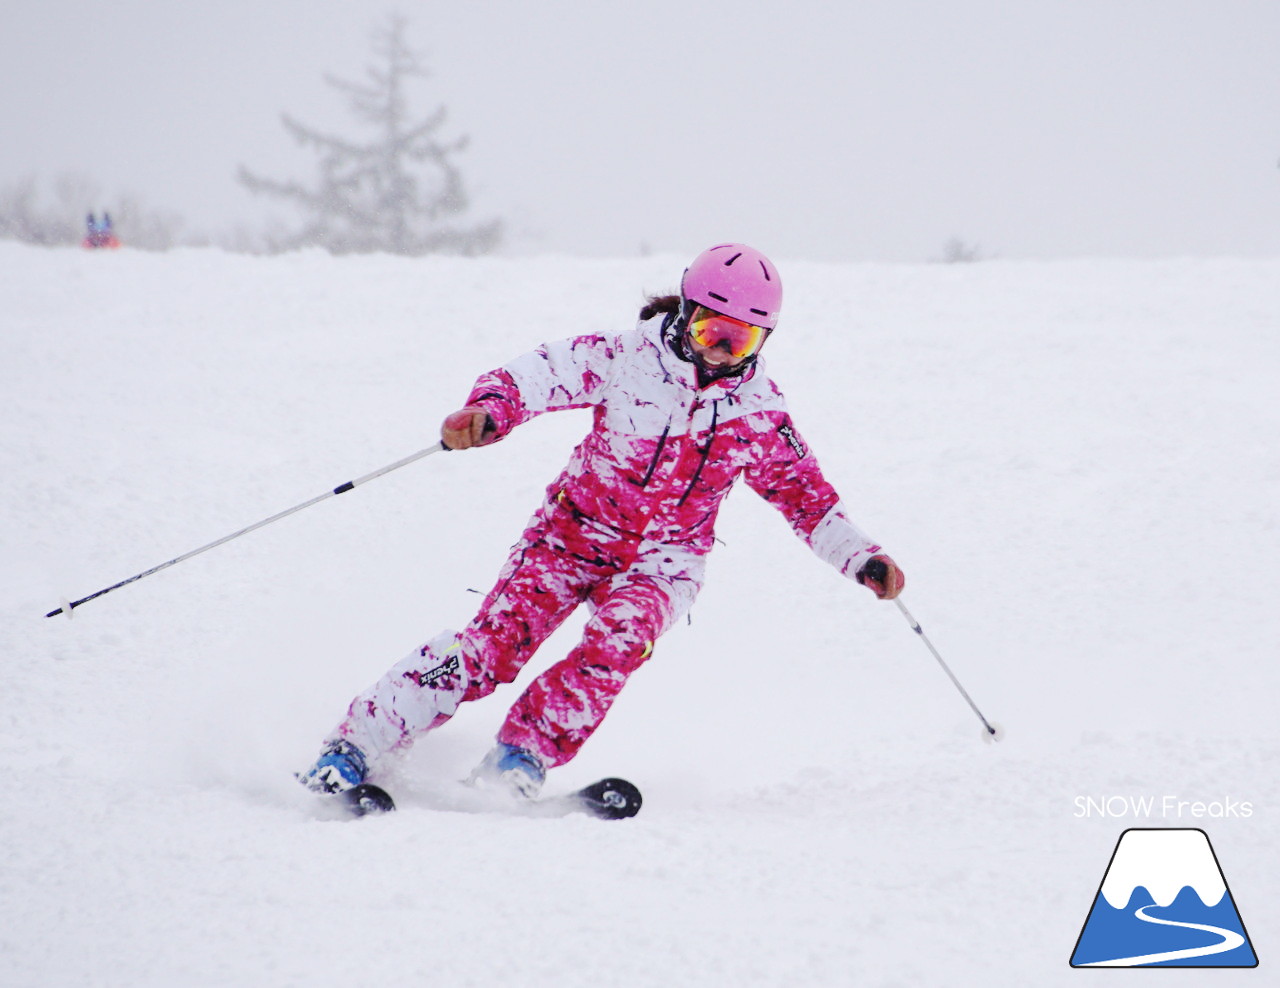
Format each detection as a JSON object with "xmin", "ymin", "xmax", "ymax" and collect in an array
[{"xmin": 334, "ymin": 499, "xmax": 704, "ymax": 768}]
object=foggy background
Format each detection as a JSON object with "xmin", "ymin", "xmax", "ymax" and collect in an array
[{"xmin": 3, "ymin": 0, "xmax": 1278, "ymax": 261}]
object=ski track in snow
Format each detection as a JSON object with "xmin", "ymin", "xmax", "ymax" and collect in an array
[{"xmin": 3, "ymin": 245, "xmax": 1278, "ymax": 987}]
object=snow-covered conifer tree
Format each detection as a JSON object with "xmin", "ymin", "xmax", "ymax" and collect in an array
[{"xmin": 239, "ymin": 15, "xmax": 500, "ymax": 256}]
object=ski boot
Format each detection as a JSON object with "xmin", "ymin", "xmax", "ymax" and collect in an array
[
  {"xmin": 299, "ymin": 738, "xmax": 368, "ymax": 794},
  {"xmin": 469, "ymin": 741, "xmax": 546, "ymax": 799}
]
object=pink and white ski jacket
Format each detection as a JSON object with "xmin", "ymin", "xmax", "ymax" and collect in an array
[{"xmin": 463, "ymin": 316, "xmax": 882, "ymax": 579}]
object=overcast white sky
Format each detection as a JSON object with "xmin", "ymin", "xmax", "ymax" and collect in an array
[{"xmin": 4, "ymin": 0, "xmax": 1278, "ymax": 261}]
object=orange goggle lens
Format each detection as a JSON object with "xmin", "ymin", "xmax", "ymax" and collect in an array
[{"xmin": 687, "ymin": 306, "xmax": 769, "ymax": 359}]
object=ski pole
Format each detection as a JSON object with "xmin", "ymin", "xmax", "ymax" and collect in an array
[
  {"xmin": 892, "ymin": 597, "xmax": 1004, "ymax": 743},
  {"xmin": 46, "ymin": 441, "xmax": 448, "ymax": 619}
]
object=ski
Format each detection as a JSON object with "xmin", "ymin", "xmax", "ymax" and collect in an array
[
  {"xmin": 342, "ymin": 783, "xmax": 396, "ymax": 817},
  {"xmin": 528, "ymin": 777, "xmax": 643, "ymax": 820},
  {"xmin": 339, "ymin": 777, "xmax": 642, "ymax": 821}
]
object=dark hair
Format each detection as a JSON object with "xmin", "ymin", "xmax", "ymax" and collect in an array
[{"xmin": 639, "ymin": 293, "xmax": 681, "ymax": 321}]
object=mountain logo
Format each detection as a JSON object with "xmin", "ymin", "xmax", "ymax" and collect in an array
[{"xmin": 1070, "ymin": 828, "xmax": 1258, "ymax": 968}]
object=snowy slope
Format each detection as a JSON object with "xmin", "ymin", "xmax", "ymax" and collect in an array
[{"xmin": 2, "ymin": 244, "xmax": 1277, "ymax": 986}]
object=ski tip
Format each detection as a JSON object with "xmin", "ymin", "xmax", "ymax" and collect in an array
[
  {"xmin": 578, "ymin": 777, "xmax": 643, "ymax": 820},
  {"xmin": 982, "ymin": 721, "xmax": 1005, "ymax": 744},
  {"xmin": 342, "ymin": 783, "xmax": 396, "ymax": 817}
]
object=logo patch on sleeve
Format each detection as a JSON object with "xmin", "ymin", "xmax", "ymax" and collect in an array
[{"xmin": 777, "ymin": 421, "xmax": 808, "ymax": 459}]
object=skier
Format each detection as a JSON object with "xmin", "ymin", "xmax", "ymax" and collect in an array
[
  {"xmin": 82, "ymin": 212, "xmax": 121, "ymax": 249},
  {"xmin": 300, "ymin": 243, "xmax": 904, "ymax": 801}
]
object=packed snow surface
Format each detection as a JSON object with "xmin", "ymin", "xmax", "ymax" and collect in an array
[{"xmin": 3, "ymin": 245, "xmax": 1276, "ymax": 986}]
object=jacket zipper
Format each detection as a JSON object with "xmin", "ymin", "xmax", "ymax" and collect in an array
[
  {"xmin": 677, "ymin": 400, "xmax": 719, "ymax": 506},
  {"xmin": 631, "ymin": 422, "xmax": 671, "ymax": 488}
]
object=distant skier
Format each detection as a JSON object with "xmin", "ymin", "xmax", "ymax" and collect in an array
[
  {"xmin": 82, "ymin": 212, "xmax": 120, "ymax": 249},
  {"xmin": 300, "ymin": 243, "xmax": 905, "ymax": 800}
]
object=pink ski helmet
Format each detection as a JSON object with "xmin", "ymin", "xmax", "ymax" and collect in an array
[{"xmin": 681, "ymin": 244, "xmax": 783, "ymax": 330}]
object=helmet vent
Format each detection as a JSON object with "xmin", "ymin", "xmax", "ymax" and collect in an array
[{"xmin": 683, "ymin": 243, "xmax": 781, "ymax": 330}]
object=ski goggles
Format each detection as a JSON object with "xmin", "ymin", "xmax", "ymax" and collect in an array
[{"xmin": 686, "ymin": 305, "xmax": 770, "ymax": 359}]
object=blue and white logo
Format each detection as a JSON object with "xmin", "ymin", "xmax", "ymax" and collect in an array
[{"xmin": 1070, "ymin": 828, "xmax": 1257, "ymax": 968}]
